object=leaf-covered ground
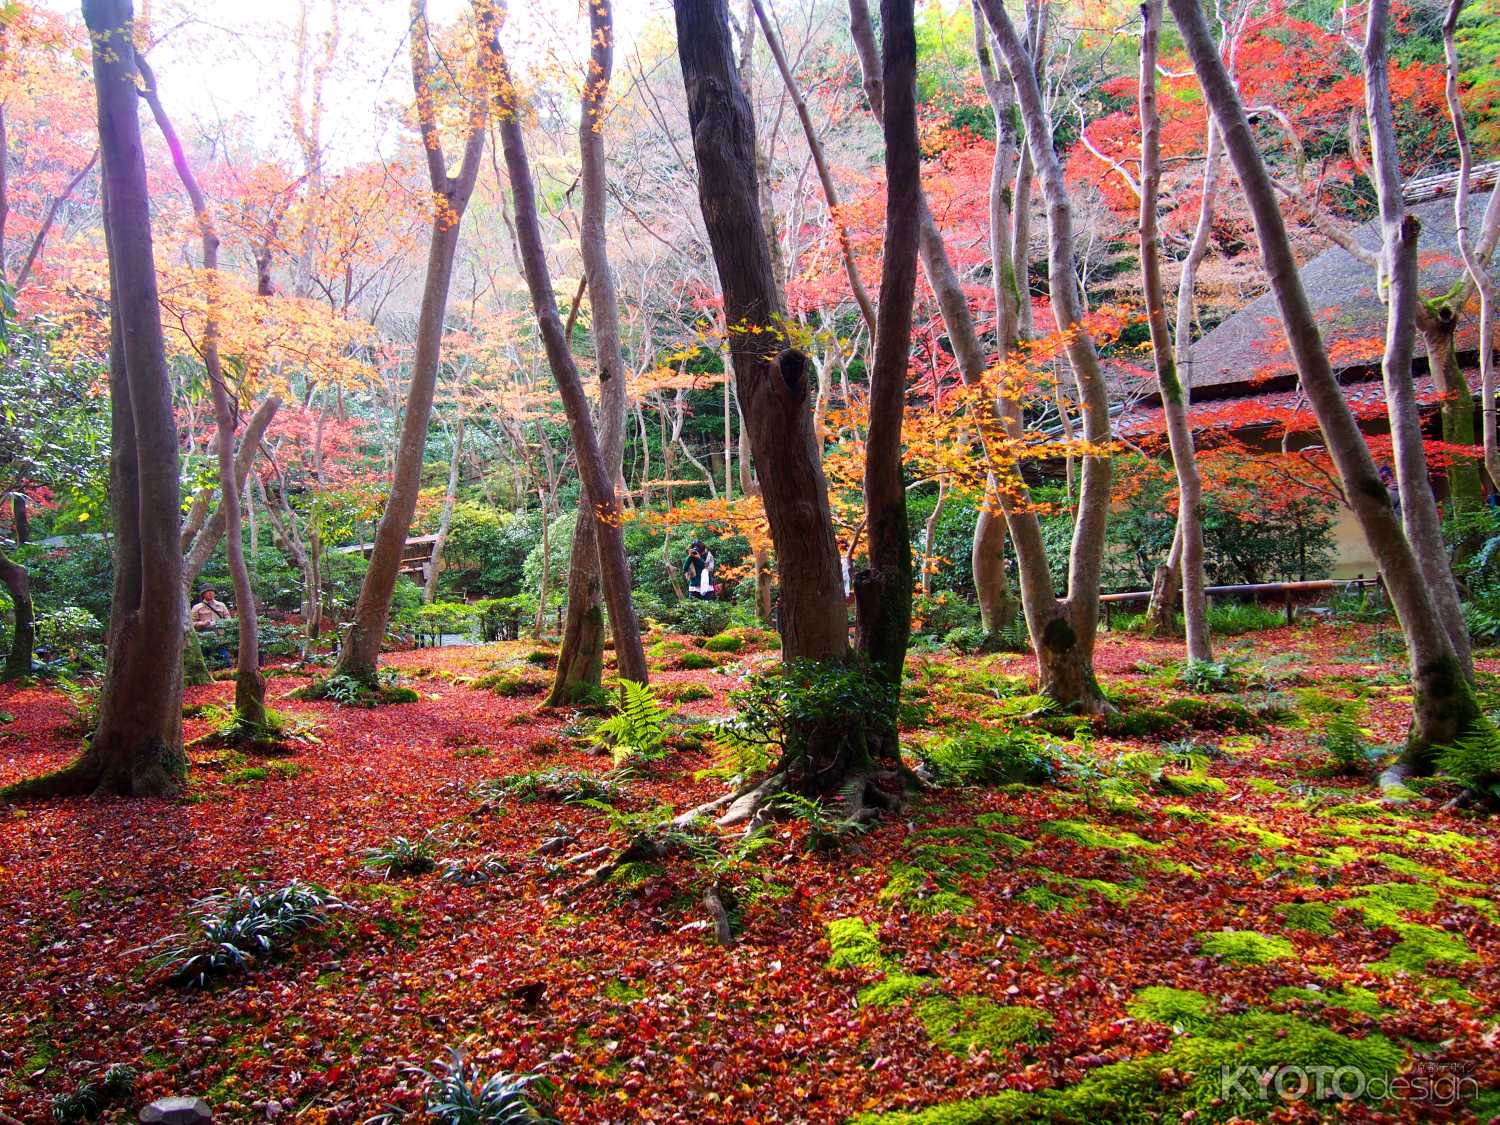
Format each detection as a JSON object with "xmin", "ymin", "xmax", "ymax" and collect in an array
[{"xmin": 2, "ymin": 622, "xmax": 1498, "ymax": 1123}]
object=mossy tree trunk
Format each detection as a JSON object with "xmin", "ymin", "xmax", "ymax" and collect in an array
[{"xmin": 0, "ymin": 546, "xmax": 33, "ymax": 682}]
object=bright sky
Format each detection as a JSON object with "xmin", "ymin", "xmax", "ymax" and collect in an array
[{"xmin": 41, "ymin": 0, "xmax": 676, "ymax": 170}]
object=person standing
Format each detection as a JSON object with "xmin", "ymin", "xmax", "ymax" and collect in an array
[
  {"xmin": 684, "ymin": 541, "xmax": 715, "ymax": 599},
  {"xmin": 191, "ymin": 586, "xmax": 233, "ymax": 664}
]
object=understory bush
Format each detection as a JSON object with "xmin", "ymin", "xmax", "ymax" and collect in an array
[
  {"xmin": 369, "ymin": 1050, "xmax": 557, "ymax": 1124},
  {"xmin": 151, "ymin": 881, "xmax": 339, "ymax": 988},
  {"xmin": 592, "ymin": 680, "xmax": 668, "ymax": 766},
  {"xmin": 917, "ymin": 725, "xmax": 1056, "ymax": 787}
]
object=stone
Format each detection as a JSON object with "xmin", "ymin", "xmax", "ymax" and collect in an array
[{"xmin": 140, "ymin": 1097, "xmax": 213, "ymax": 1124}]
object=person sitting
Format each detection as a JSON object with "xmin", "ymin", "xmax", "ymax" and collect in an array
[{"xmin": 191, "ymin": 587, "xmax": 233, "ymax": 663}]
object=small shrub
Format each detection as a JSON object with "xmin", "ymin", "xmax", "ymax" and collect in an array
[
  {"xmin": 361, "ymin": 834, "xmax": 438, "ymax": 878},
  {"xmin": 671, "ymin": 599, "xmax": 733, "ymax": 638},
  {"xmin": 1176, "ymin": 659, "xmax": 1238, "ymax": 694},
  {"xmin": 942, "ymin": 624, "xmax": 989, "ymax": 654},
  {"xmin": 917, "ymin": 725, "xmax": 1055, "ymax": 787},
  {"xmin": 677, "ymin": 651, "xmax": 717, "ymax": 671},
  {"xmin": 703, "ymin": 632, "xmax": 742, "ymax": 653},
  {"xmin": 151, "ymin": 881, "xmax": 339, "ymax": 988},
  {"xmin": 592, "ymin": 680, "xmax": 668, "ymax": 766},
  {"xmin": 474, "ymin": 670, "xmax": 549, "ymax": 698},
  {"xmin": 369, "ymin": 1049, "xmax": 556, "ymax": 1124},
  {"xmin": 50, "ymin": 1063, "xmax": 135, "ymax": 1123},
  {"xmin": 476, "ymin": 769, "xmax": 618, "ymax": 806},
  {"xmin": 300, "ymin": 671, "xmax": 420, "ymax": 707},
  {"xmin": 1207, "ymin": 601, "xmax": 1284, "ymax": 635},
  {"xmin": 1322, "ymin": 712, "xmax": 1374, "ymax": 777},
  {"xmin": 1436, "ymin": 718, "xmax": 1500, "ymax": 802}
]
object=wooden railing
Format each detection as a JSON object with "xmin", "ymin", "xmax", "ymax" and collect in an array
[{"xmin": 1099, "ymin": 575, "xmax": 1384, "ymax": 627}]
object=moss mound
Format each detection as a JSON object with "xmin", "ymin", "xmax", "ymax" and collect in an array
[
  {"xmin": 917, "ymin": 997, "xmax": 1052, "ymax": 1055},
  {"xmin": 1197, "ymin": 929, "xmax": 1295, "ymax": 964}
]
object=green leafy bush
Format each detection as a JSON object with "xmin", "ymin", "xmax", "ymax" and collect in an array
[
  {"xmin": 151, "ymin": 881, "xmax": 339, "ymax": 988},
  {"xmin": 592, "ymin": 680, "xmax": 668, "ymax": 766},
  {"xmin": 1437, "ymin": 718, "xmax": 1500, "ymax": 802},
  {"xmin": 703, "ymin": 632, "xmax": 742, "ymax": 653},
  {"xmin": 34, "ymin": 605, "xmax": 105, "ymax": 672},
  {"xmin": 677, "ymin": 650, "xmax": 717, "ymax": 670},
  {"xmin": 370, "ymin": 1050, "xmax": 556, "ymax": 1124},
  {"xmin": 917, "ymin": 725, "xmax": 1055, "ymax": 787},
  {"xmin": 476, "ymin": 769, "xmax": 619, "ymax": 806},
  {"xmin": 670, "ymin": 599, "xmax": 734, "ymax": 638},
  {"xmin": 50, "ymin": 1063, "xmax": 135, "ymax": 1124},
  {"xmin": 1206, "ymin": 601, "xmax": 1285, "ymax": 635},
  {"xmin": 361, "ymin": 834, "xmax": 438, "ymax": 878}
]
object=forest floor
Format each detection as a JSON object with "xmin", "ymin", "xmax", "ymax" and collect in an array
[{"xmin": 1, "ymin": 621, "xmax": 1498, "ymax": 1124}]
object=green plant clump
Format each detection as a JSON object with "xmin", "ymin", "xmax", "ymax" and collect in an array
[
  {"xmin": 150, "ymin": 881, "xmax": 340, "ymax": 989},
  {"xmin": 1197, "ymin": 929, "xmax": 1295, "ymax": 964},
  {"xmin": 826, "ymin": 917, "xmax": 887, "ymax": 971},
  {"xmin": 917, "ymin": 997, "xmax": 1052, "ymax": 1055}
]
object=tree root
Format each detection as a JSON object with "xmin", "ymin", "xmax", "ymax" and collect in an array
[
  {"xmin": 1377, "ymin": 762, "xmax": 1417, "ymax": 802},
  {"xmin": 1, "ymin": 756, "xmax": 101, "ymax": 802},
  {"xmin": 703, "ymin": 882, "xmax": 734, "ymax": 948}
]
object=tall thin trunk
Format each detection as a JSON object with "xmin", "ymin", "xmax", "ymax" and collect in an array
[
  {"xmin": 1363, "ymin": 0, "xmax": 1471, "ymax": 678},
  {"xmin": 972, "ymin": 477, "xmax": 1015, "ymax": 640},
  {"xmin": 855, "ymin": 0, "xmax": 918, "ymax": 703},
  {"xmin": 980, "ymin": 0, "xmax": 1114, "ymax": 711},
  {"xmin": 1167, "ymin": 0, "xmax": 1478, "ymax": 768},
  {"xmin": 737, "ymin": 406, "xmax": 774, "ymax": 624},
  {"xmin": 141, "ymin": 57, "xmax": 267, "ymax": 724},
  {"xmin": 10, "ymin": 0, "xmax": 185, "ymax": 799},
  {"xmin": 676, "ymin": 0, "xmax": 847, "ymax": 667},
  {"xmin": 749, "ymin": 0, "xmax": 877, "ymax": 336},
  {"xmin": 424, "ymin": 416, "xmax": 464, "ymax": 603},
  {"xmin": 0, "ymin": 546, "xmax": 32, "ymax": 682},
  {"xmin": 494, "ymin": 35, "xmax": 647, "ymax": 686},
  {"xmin": 335, "ymin": 0, "xmax": 491, "ymax": 684},
  {"xmin": 1138, "ymin": 0, "xmax": 1209, "ymax": 663},
  {"xmin": 552, "ymin": 0, "xmax": 637, "ymax": 703}
]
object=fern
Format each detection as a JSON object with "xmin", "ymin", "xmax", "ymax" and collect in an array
[
  {"xmin": 1438, "ymin": 718, "xmax": 1500, "ymax": 800},
  {"xmin": 592, "ymin": 680, "xmax": 668, "ymax": 765}
]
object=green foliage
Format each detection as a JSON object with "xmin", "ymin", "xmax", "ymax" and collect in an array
[
  {"xmin": 435, "ymin": 504, "xmax": 542, "ymax": 599},
  {"xmin": 33, "ymin": 605, "xmax": 105, "ymax": 673},
  {"xmin": 593, "ymin": 680, "xmax": 669, "ymax": 766},
  {"xmin": 361, "ymin": 834, "xmax": 438, "ymax": 878},
  {"xmin": 1197, "ymin": 929, "xmax": 1295, "ymax": 964},
  {"xmin": 475, "ymin": 769, "xmax": 618, "ymax": 807},
  {"xmin": 826, "ymin": 917, "xmax": 887, "ymax": 971},
  {"xmin": 302, "ymin": 670, "xmax": 420, "ymax": 708},
  {"xmin": 702, "ymin": 632, "xmax": 742, "ymax": 653},
  {"xmin": 917, "ymin": 724, "xmax": 1056, "ymax": 787},
  {"xmin": 1206, "ymin": 602, "xmax": 1286, "ymax": 635},
  {"xmin": 769, "ymin": 790, "xmax": 870, "ymax": 854},
  {"xmin": 1322, "ymin": 711, "xmax": 1375, "ymax": 777},
  {"xmin": 395, "ymin": 601, "xmax": 482, "ymax": 644},
  {"xmin": 670, "ymin": 599, "xmax": 734, "ymax": 639},
  {"xmin": 1436, "ymin": 717, "xmax": 1500, "ymax": 801},
  {"xmin": 677, "ymin": 650, "xmax": 717, "ymax": 670},
  {"xmin": 151, "ymin": 881, "xmax": 339, "ymax": 988},
  {"xmin": 917, "ymin": 997, "xmax": 1052, "ymax": 1055},
  {"xmin": 50, "ymin": 1063, "xmax": 135, "ymax": 1124},
  {"xmin": 1126, "ymin": 987, "xmax": 1215, "ymax": 1030},
  {"xmin": 371, "ymin": 1050, "xmax": 557, "ymax": 1125},
  {"xmin": 1175, "ymin": 658, "xmax": 1238, "ymax": 693},
  {"xmin": 716, "ymin": 659, "xmax": 896, "ymax": 780}
]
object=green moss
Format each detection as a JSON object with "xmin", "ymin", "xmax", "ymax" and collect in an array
[
  {"xmin": 1339, "ymin": 882, "xmax": 1439, "ymax": 926},
  {"xmin": 826, "ymin": 917, "xmax": 887, "ymax": 971},
  {"xmin": 1163, "ymin": 803, "xmax": 1213, "ymax": 822},
  {"xmin": 853, "ymin": 1009, "xmax": 1403, "ymax": 1123},
  {"xmin": 1198, "ymin": 929, "xmax": 1295, "ymax": 964},
  {"xmin": 1042, "ymin": 819, "xmax": 1161, "ymax": 852},
  {"xmin": 917, "ymin": 997, "xmax": 1052, "ymax": 1055},
  {"xmin": 1270, "ymin": 984, "xmax": 1387, "ymax": 1017},
  {"xmin": 1216, "ymin": 815, "xmax": 1297, "ymax": 849},
  {"xmin": 1161, "ymin": 697, "xmax": 1263, "ymax": 732},
  {"xmin": 677, "ymin": 651, "xmax": 717, "ymax": 670},
  {"xmin": 1325, "ymin": 801, "xmax": 1398, "ymax": 820},
  {"xmin": 1019, "ymin": 885, "xmax": 1078, "ymax": 913},
  {"xmin": 1126, "ymin": 986, "xmax": 1215, "ymax": 1030},
  {"xmin": 1155, "ymin": 772, "xmax": 1227, "ymax": 797},
  {"xmin": 1370, "ymin": 923, "xmax": 1476, "ymax": 974},
  {"xmin": 858, "ymin": 973, "xmax": 936, "ymax": 1007},
  {"xmin": 1277, "ymin": 901, "xmax": 1338, "ymax": 935},
  {"xmin": 1246, "ymin": 777, "xmax": 1284, "ymax": 794},
  {"xmin": 974, "ymin": 811, "xmax": 1020, "ymax": 828},
  {"xmin": 703, "ymin": 633, "xmax": 743, "ymax": 653}
]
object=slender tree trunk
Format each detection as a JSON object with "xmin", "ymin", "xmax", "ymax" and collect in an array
[
  {"xmin": 1138, "ymin": 0, "xmax": 1210, "ymax": 662},
  {"xmin": 141, "ymin": 57, "xmax": 267, "ymax": 725},
  {"xmin": 920, "ymin": 479, "xmax": 947, "ymax": 598},
  {"xmin": 855, "ymin": 0, "xmax": 918, "ymax": 707},
  {"xmin": 1146, "ymin": 525, "xmax": 1183, "ymax": 637},
  {"xmin": 737, "ymin": 404, "xmax": 774, "ymax": 624},
  {"xmin": 1363, "ymin": 0, "xmax": 1471, "ymax": 679},
  {"xmin": 424, "ymin": 416, "xmax": 464, "ymax": 603},
  {"xmin": 551, "ymin": 0, "xmax": 638, "ymax": 703},
  {"xmin": 535, "ymin": 492, "xmax": 551, "ymax": 640},
  {"xmin": 676, "ymin": 0, "xmax": 846, "ymax": 668},
  {"xmin": 972, "ymin": 477, "xmax": 1015, "ymax": 641},
  {"xmin": 0, "ymin": 546, "xmax": 32, "ymax": 682},
  {"xmin": 1168, "ymin": 0, "xmax": 1479, "ymax": 769},
  {"xmin": 9, "ymin": 0, "xmax": 185, "ymax": 799},
  {"xmin": 334, "ymin": 0, "xmax": 490, "ymax": 685},
  {"xmin": 981, "ymin": 0, "xmax": 1114, "ymax": 711},
  {"xmin": 495, "ymin": 38, "xmax": 647, "ymax": 685}
]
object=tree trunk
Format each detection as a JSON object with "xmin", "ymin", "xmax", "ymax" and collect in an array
[
  {"xmin": 980, "ymin": 0, "xmax": 1114, "ymax": 712},
  {"xmin": 1363, "ymin": 0, "xmax": 1472, "ymax": 680},
  {"xmin": 736, "ymin": 404, "xmax": 775, "ymax": 625},
  {"xmin": 1145, "ymin": 526, "xmax": 1182, "ymax": 637},
  {"xmin": 1167, "ymin": 0, "xmax": 1479, "ymax": 769},
  {"xmin": 675, "ymin": 0, "xmax": 847, "ymax": 667},
  {"xmin": 9, "ymin": 0, "xmax": 186, "ymax": 799},
  {"xmin": 424, "ymin": 416, "xmax": 464, "ymax": 603},
  {"xmin": 141, "ymin": 57, "xmax": 267, "ymax": 726},
  {"xmin": 551, "ymin": 0, "xmax": 638, "ymax": 703},
  {"xmin": 334, "ymin": 0, "xmax": 490, "ymax": 686},
  {"xmin": 854, "ymin": 0, "xmax": 918, "ymax": 709},
  {"xmin": 1138, "ymin": 0, "xmax": 1210, "ymax": 663},
  {"xmin": 972, "ymin": 477, "xmax": 1015, "ymax": 643},
  {"xmin": 495, "ymin": 39, "xmax": 647, "ymax": 686},
  {"xmin": 0, "ymin": 547, "xmax": 33, "ymax": 682}
]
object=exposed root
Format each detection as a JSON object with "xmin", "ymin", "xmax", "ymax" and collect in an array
[
  {"xmin": 564, "ymin": 833, "xmax": 670, "ymax": 900},
  {"xmin": 1378, "ymin": 762, "xmax": 1417, "ymax": 802},
  {"xmin": 717, "ymin": 773, "xmax": 786, "ymax": 828}
]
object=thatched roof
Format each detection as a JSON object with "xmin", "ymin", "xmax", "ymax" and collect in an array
[{"xmin": 1184, "ymin": 190, "xmax": 1496, "ymax": 396}]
